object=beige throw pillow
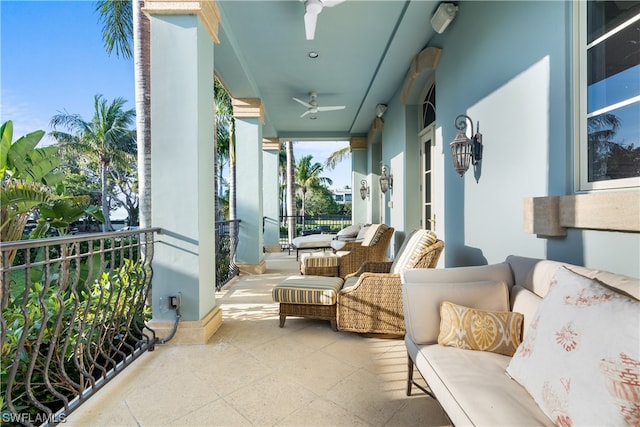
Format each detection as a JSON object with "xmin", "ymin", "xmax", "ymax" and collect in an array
[{"xmin": 438, "ymin": 301, "xmax": 524, "ymax": 356}]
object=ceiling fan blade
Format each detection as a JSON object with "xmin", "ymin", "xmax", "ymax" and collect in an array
[
  {"xmin": 317, "ymin": 105, "xmax": 346, "ymax": 112},
  {"xmin": 304, "ymin": 11, "xmax": 318, "ymax": 40},
  {"xmin": 292, "ymin": 97, "xmax": 312, "ymax": 108},
  {"xmin": 300, "ymin": 110, "xmax": 311, "ymax": 118}
]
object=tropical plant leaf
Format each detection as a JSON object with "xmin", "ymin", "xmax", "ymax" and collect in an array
[
  {"xmin": 0, "ymin": 120, "xmax": 13, "ymax": 173},
  {"xmin": 25, "ymin": 146, "xmax": 62, "ymax": 182},
  {"xmin": 6, "ymin": 129, "xmax": 46, "ymax": 177},
  {"xmin": 0, "ymin": 181, "xmax": 53, "ymax": 216}
]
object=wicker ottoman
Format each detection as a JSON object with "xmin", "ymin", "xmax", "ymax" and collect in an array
[
  {"xmin": 272, "ymin": 276, "xmax": 344, "ymax": 330},
  {"xmin": 300, "ymin": 252, "xmax": 339, "ymax": 276}
]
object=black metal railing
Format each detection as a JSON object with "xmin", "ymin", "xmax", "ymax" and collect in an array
[
  {"xmin": 215, "ymin": 220, "xmax": 240, "ymax": 290},
  {"xmin": 1, "ymin": 228, "xmax": 159, "ymax": 426},
  {"xmin": 279, "ymin": 215, "xmax": 352, "ymax": 249}
]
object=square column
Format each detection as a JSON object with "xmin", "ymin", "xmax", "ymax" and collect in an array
[
  {"xmin": 350, "ymin": 136, "xmax": 369, "ymax": 225},
  {"xmin": 263, "ymin": 138, "xmax": 281, "ymax": 253},
  {"xmin": 145, "ymin": 1, "xmax": 222, "ymax": 343},
  {"xmin": 233, "ymin": 98, "xmax": 266, "ymax": 273}
]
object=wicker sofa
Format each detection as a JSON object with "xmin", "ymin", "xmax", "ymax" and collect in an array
[{"xmin": 337, "ymin": 229, "xmax": 444, "ymax": 334}]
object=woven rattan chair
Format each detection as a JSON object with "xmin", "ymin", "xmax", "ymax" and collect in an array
[
  {"xmin": 335, "ymin": 224, "xmax": 394, "ymax": 278},
  {"xmin": 336, "ymin": 230, "xmax": 444, "ymax": 335}
]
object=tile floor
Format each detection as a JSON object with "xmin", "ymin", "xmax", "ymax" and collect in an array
[{"xmin": 66, "ymin": 252, "xmax": 451, "ymax": 426}]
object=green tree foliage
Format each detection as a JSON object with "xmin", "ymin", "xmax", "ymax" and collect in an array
[
  {"xmin": 304, "ymin": 186, "xmax": 341, "ymax": 216},
  {"xmin": 294, "ymin": 155, "xmax": 332, "ymax": 217},
  {"xmin": 1, "ymin": 121, "xmax": 61, "ymax": 245},
  {"xmin": 50, "ymin": 95, "xmax": 136, "ymax": 231},
  {"xmin": 96, "ymin": 0, "xmax": 133, "ymax": 59},
  {"xmin": 214, "ymin": 78, "xmax": 234, "ymax": 220}
]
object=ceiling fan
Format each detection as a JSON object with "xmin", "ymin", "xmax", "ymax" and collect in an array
[
  {"xmin": 293, "ymin": 91, "xmax": 346, "ymax": 118},
  {"xmin": 303, "ymin": 0, "xmax": 345, "ymax": 41}
]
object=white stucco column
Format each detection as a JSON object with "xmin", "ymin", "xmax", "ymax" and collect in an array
[
  {"xmin": 145, "ymin": 1, "xmax": 222, "ymax": 344},
  {"xmin": 233, "ymin": 98, "xmax": 266, "ymax": 273},
  {"xmin": 263, "ymin": 138, "xmax": 281, "ymax": 253},
  {"xmin": 351, "ymin": 136, "xmax": 368, "ymax": 225}
]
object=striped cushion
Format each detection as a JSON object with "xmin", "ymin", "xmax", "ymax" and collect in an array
[
  {"xmin": 272, "ymin": 276, "xmax": 344, "ymax": 305},
  {"xmin": 300, "ymin": 252, "xmax": 339, "ymax": 267},
  {"xmin": 361, "ymin": 224, "xmax": 389, "ymax": 246},
  {"xmin": 390, "ymin": 229, "xmax": 438, "ymax": 274}
]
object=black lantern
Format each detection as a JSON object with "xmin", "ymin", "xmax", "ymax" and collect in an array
[
  {"xmin": 450, "ymin": 114, "xmax": 483, "ymax": 177},
  {"xmin": 379, "ymin": 164, "xmax": 392, "ymax": 193},
  {"xmin": 359, "ymin": 179, "xmax": 369, "ymax": 200}
]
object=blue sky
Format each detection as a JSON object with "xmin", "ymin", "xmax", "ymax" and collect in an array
[{"xmin": 1, "ymin": 0, "xmax": 352, "ymax": 188}]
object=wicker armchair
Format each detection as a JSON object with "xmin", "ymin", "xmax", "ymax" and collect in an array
[
  {"xmin": 336, "ymin": 224, "xmax": 394, "ymax": 277},
  {"xmin": 336, "ymin": 230, "xmax": 444, "ymax": 335}
]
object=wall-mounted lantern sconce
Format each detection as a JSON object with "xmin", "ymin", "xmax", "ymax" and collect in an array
[
  {"xmin": 379, "ymin": 164, "xmax": 393, "ymax": 193},
  {"xmin": 359, "ymin": 179, "xmax": 370, "ymax": 200},
  {"xmin": 450, "ymin": 114, "xmax": 483, "ymax": 177}
]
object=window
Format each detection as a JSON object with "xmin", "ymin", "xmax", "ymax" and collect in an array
[{"xmin": 578, "ymin": 2, "xmax": 640, "ymax": 190}]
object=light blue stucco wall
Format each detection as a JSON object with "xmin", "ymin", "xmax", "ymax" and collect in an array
[
  {"xmin": 262, "ymin": 147, "xmax": 279, "ymax": 249},
  {"xmin": 235, "ymin": 117, "xmax": 264, "ymax": 265},
  {"xmin": 380, "ymin": 91, "xmax": 423, "ymax": 255},
  {"xmin": 380, "ymin": 1, "xmax": 639, "ymax": 277},
  {"xmin": 149, "ymin": 15, "xmax": 216, "ymax": 321}
]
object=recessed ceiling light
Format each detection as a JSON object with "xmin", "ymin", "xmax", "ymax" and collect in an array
[{"xmin": 308, "ymin": 51, "xmax": 319, "ymax": 59}]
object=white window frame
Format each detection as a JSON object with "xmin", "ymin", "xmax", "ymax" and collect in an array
[{"xmin": 575, "ymin": 2, "xmax": 640, "ymax": 192}]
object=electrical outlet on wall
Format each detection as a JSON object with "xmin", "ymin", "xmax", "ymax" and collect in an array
[{"xmin": 168, "ymin": 294, "xmax": 181, "ymax": 309}]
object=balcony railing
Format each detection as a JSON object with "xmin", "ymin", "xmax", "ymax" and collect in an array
[
  {"xmin": 1, "ymin": 229, "xmax": 159, "ymax": 426},
  {"xmin": 279, "ymin": 215, "xmax": 352, "ymax": 249},
  {"xmin": 215, "ymin": 220, "xmax": 240, "ymax": 290}
]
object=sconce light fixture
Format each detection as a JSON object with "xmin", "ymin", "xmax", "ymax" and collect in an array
[
  {"xmin": 450, "ymin": 114, "xmax": 483, "ymax": 177},
  {"xmin": 375, "ymin": 104, "xmax": 388, "ymax": 118},
  {"xmin": 431, "ymin": 2, "xmax": 459, "ymax": 34},
  {"xmin": 379, "ymin": 164, "xmax": 393, "ymax": 193},
  {"xmin": 359, "ymin": 179, "xmax": 370, "ymax": 200}
]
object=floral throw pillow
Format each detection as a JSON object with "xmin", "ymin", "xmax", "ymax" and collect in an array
[
  {"xmin": 506, "ymin": 266, "xmax": 640, "ymax": 426},
  {"xmin": 438, "ymin": 301, "xmax": 524, "ymax": 356}
]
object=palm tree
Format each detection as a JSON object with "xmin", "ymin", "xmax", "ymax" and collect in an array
[
  {"xmin": 278, "ymin": 142, "xmax": 288, "ymax": 222},
  {"xmin": 295, "ymin": 155, "xmax": 333, "ymax": 219},
  {"xmin": 325, "ymin": 145, "xmax": 350, "ymax": 171},
  {"xmin": 215, "ymin": 78, "xmax": 234, "ymax": 221},
  {"xmin": 286, "ymin": 141, "xmax": 296, "ymax": 243},
  {"xmin": 50, "ymin": 95, "xmax": 136, "ymax": 232},
  {"xmin": 96, "ymin": 0, "xmax": 151, "ymax": 228}
]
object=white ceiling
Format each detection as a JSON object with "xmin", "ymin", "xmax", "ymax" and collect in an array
[{"xmin": 214, "ymin": 0, "xmax": 442, "ymax": 141}]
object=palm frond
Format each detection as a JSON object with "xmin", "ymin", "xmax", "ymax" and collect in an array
[
  {"xmin": 96, "ymin": 0, "xmax": 133, "ymax": 59},
  {"xmin": 325, "ymin": 146, "xmax": 350, "ymax": 170}
]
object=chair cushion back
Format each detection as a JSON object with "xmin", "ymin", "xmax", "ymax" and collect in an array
[
  {"xmin": 360, "ymin": 223, "xmax": 390, "ymax": 247},
  {"xmin": 390, "ymin": 229, "xmax": 438, "ymax": 274}
]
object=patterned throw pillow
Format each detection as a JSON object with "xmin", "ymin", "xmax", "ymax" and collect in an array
[
  {"xmin": 506, "ymin": 267, "xmax": 640, "ymax": 427},
  {"xmin": 438, "ymin": 301, "xmax": 524, "ymax": 356}
]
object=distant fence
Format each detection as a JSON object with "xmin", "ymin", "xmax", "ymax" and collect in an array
[{"xmin": 279, "ymin": 215, "xmax": 352, "ymax": 249}]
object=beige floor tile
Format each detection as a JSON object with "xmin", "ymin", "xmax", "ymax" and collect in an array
[
  {"xmin": 326, "ymin": 368, "xmax": 407, "ymax": 426},
  {"xmin": 65, "ymin": 252, "xmax": 452, "ymax": 427},
  {"xmin": 167, "ymin": 397, "xmax": 252, "ymax": 426},
  {"xmin": 224, "ymin": 372, "xmax": 317, "ymax": 425},
  {"xmin": 276, "ymin": 397, "xmax": 370, "ymax": 426},
  {"xmin": 384, "ymin": 396, "xmax": 452, "ymax": 427},
  {"xmin": 277, "ymin": 349, "xmax": 360, "ymax": 395}
]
